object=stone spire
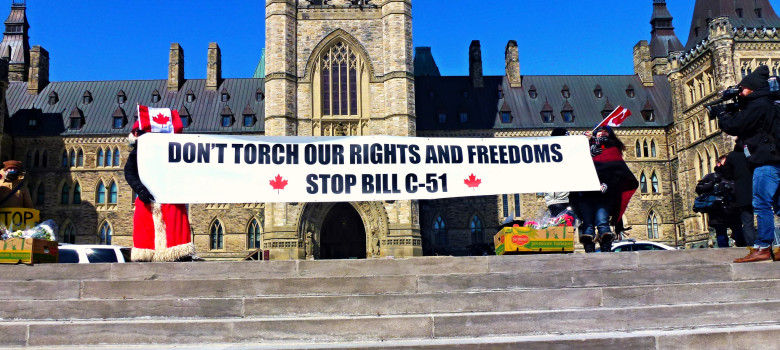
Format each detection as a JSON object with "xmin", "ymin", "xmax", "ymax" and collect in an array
[
  {"xmin": 649, "ymin": 0, "xmax": 682, "ymax": 59},
  {"xmin": 0, "ymin": 1, "xmax": 30, "ymax": 81}
]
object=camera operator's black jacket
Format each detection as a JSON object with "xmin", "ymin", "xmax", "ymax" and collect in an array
[{"xmin": 718, "ymin": 90, "xmax": 780, "ymax": 167}]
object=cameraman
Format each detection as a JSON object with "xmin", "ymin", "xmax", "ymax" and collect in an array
[{"xmin": 713, "ymin": 65, "xmax": 780, "ymax": 263}]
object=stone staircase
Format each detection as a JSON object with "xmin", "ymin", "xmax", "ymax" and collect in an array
[{"xmin": 1, "ymin": 248, "xmax": 779, "ymax": 349}]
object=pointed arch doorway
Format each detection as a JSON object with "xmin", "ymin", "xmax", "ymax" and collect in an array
[{"xmin": 319, "ymin": 202, "xmax": 366, "ymax": 259}]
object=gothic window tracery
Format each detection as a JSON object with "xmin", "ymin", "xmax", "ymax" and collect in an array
[{"xmin": 321, "ymin": 41, "xmax": 359, "ymax": 116}]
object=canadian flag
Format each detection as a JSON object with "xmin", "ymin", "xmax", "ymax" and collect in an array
[
  {"xmin": 137, "ymin": 105, "xmax": 183, "ymax": 134},
  {"xmin": 595, "ymin": 105, "xmax": 632, "ymax": 129}
]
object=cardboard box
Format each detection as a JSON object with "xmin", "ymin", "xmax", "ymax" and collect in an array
[
  {"xmin": 494, "ymin": 226, "xmax": 574, "ymax": 255},
  {"xmin": 0, "ymin": 238, "xmax": 58, "ymax": 264}
]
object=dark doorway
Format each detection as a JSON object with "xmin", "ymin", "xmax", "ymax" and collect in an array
[{"xmin": 320, "ymin": 203, "xmax": 366, "ymax": 259}]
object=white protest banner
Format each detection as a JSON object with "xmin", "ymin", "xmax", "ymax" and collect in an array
[{"xmin": 137, "ymin": 134, "xmax": 601, "ymax": 203}]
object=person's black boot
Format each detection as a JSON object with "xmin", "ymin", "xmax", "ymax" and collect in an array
[
  {"xmin": 598, "ymin": 232, "xmax": 614, "ymax": 253},
  {"xmin": 583, "ymin": 242, "xmax": 596, "ymax": 253}
]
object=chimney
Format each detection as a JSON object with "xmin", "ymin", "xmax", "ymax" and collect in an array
[
  {"xmin": 206, "ymin": 42, "xmax": 221, "ymax": 91},
  {"xmin": 469, "ymin": 40, "xmax": 483, "ymax": 88},
  {"xmin": 27, "ymin": 45, "xmax": 48, "ymax": 94},
  {"xmin": 168, "ymin": 43, "xmax": 184, "ymax": 91},
  {"xmin": 504, "ymin": 40, "xmax": 521, "ymax": 88},
  {"xmin": 633, "ymin": 40, "xmax": 654, "ymax": 87}
]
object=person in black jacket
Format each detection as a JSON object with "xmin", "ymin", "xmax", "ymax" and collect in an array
[
  {"xmin": 718, "ymin": 139, "xmax": 756, "ymax": 247},
  {"xmin": 695, "ymin": 157, "xmax": 740, "ymax": 248},
  {"xmin": 714, "ymin": 65, "xmax": 780, "ymax": 262}
]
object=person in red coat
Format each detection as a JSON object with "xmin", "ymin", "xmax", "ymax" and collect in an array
[{"xmin": 124, "ymin": 106, "xmax": 196, "ymax": 262}]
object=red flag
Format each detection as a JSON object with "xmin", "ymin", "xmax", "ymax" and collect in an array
[
  {"xmin": 136, "ymin": 105, "xmax": 183, "ymax": 134},
  {"xmin": 595, "ymin": 105, "xmax": 632, "ymax": 129}
]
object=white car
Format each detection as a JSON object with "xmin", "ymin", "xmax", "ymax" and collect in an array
[
  {"xmin": 57, "ymin": 244, "xmax": 132, "ymax": 263},
  {"xmin": 611, "ymin": 240, "xmax": 677, "ymax": 252}
]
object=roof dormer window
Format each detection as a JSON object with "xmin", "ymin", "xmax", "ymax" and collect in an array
[
  {"xmin": 561, "ymin": 101, "xmax": 574, "ymax": 123},
  {"xmin": 256, "ymin": 88, "xmax": 264, "ymax": 102},
  {"xmin": 594, "ymin": 85, "xmax": 603, "ymax": 98},
  {"xmin": 151, "ymin": 90, "xmax": 161, "ymax": 103},
  {"xmin": 626, "ymin": 85, "xmax": 635, "ymax": 98},
  {"xmin": 561, "ymin": 85, "xmax": 570, "ymax": 99},
  {"xmin": 736, "ymin": 8, "xmax": 744, "ymax": 18},
  {"xmin": 117, "ymin": 90, "xmax": 126, "ymax": 104},
  {"xmin": 27, "ymin": 116, "xmax": 38, "ymax": 129},
  {"xmin": 48, "ymin": 91, "xmax": 58, "ymax": 105},
  {"xmin": 82, "ymin": 91, "xmax": 92, "ymax": 105},
  {"xmin": 179, "ymin": 106, "xmax": 191, "ymax": 128},
  {"xmin": 497, "ymin": 85, "xmax": 504, "ymax": 99},
  {"xmin": 528, "ymin": 85, "xmax": 537, "ymax": 99},
  {"xmin": 220, "ymin": 105, "xmax": 234, "ymax": 127},
  {"xmin": 642, "ymin": 100, "xmax": 655, "ymax": 122},
  {"xmin": 112, "ymin": 107, "xmax": 127, "ymax": 129},
  {"xmin": 186, "ymin": 90, "xmax": 195, "ymax": 103},
  {"xmin": 756, "ymin": 8, "xmax": 763, "ymax": 18},
  {"xmin": 221, "ymin": 88, "xmax": 230, "ymax": 102},
  {"xmin": 69, "ymin": 107, "xmax": 85, "ymax": 130}
]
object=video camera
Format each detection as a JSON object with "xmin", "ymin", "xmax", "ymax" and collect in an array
[{"xmin": 706, "ymin": 76, "xmax": 780, "ymax": 119}]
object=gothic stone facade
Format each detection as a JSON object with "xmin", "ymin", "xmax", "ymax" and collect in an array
[{"xmin": 1, "ymin": 0, "xmax": 777, "ymax": 259}]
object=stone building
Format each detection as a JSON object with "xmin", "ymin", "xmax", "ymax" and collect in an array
[{"xmin": 0, "ymin": 0, "xmax": 776, "ymax": 259}]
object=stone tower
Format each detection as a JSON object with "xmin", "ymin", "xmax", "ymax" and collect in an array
[
  {"xmin": 0, "ymin": 1, "xmax": 29, "ymax": 82},
  {"xmin": 634, "ymin": 0, "xmax": 683, "ymax": 86},
  {"xmin": 667, "ymin": 0, "xmax": 780, "ymax": 247},
  {"xmin": 263, "ymin": 0, "xmax": 420, "ymax": 260}
]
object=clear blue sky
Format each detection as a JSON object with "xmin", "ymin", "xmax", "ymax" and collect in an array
[{"xmin": 12, "ymin": 0, "xmax": 780, "ymax": 81}]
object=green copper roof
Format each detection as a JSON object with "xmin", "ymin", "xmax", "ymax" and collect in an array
[{"xmin": 253, "ymin": 48, "xmax": 265, "ymax": 78}]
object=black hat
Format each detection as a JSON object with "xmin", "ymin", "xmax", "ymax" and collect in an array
[
  {"xmin": 550, "ymin": 127, "xmax": 569, "ymax": 136},
  {"xmin": 739, "ymin": 65, "xmax": 770, "ymax": 91}
]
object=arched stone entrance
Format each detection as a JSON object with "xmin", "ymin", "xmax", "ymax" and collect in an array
[
  {"xmin": 320, "ymin": 203, "xmax": 365, "ymax": 259},
  {"xmin": 297, "ymin": 201, "xmax": 389, "ymax": 260}
]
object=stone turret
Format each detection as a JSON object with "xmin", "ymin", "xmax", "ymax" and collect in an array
[{"xmin": 0, "ymin": 2, "xmax": 30, "ymax": 81}]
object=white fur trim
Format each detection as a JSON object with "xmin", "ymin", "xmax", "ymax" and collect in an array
[
  {"xmin": 131, "ymin": 248, "xmax": 155, "ymax": 262},
  {"xmin": 153, "ymin": 242, "xmax": 197, "ymax": 262},
  {"xmin": 151, "ymin": 203, "xmax": 168, "ymax": 258}
]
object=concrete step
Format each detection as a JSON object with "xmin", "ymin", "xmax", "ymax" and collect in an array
[
  {"xmin": 0, "ymin": 248, "xmax": 748, "ymax": 282},
  {"xmin": 1, "ymin": 261, "xmax": 762, "ymax": 301},
  {"xmin": 2, "ymin": 279, "xmax": 780, "ymax": 321},
  {"xmin": 2, "ymin": 300, "xmax": 779, "ymax": 347},
  {"xmin": 16, "ymin": 325, "xmax": 777, "ymax": 350}
]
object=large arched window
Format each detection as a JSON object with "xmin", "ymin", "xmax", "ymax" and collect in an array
[
  {"xmin": 312, "ymin": 36, "xmax": 371, "ymax": 136},
  {"xmin": 96, "ymin": 181, "xmax": 105, "ymax": 204},
  {"xmin": 470, "ymin": 215, "xmax": 483, "ymax": 244},
  {"xmin": 60, "ymin": 183, "xmax": 70, "ymax": 205},
  {"xmin": 62, "ymin": 223, "xmax": 76, "ymax": 244},
  {"xmin": 61, "ymin": 150, "xmax": 68, "ymax": 168},
  {"xmin": 643, "ymin": 140, "xmax": 649, "ymax": 157},
  {"xmin": 247, "ymin": 218, "xmax": 262, "ymax": 249},
  {"xmin": 647, "ymin": 211, "xmax": 660, "ymax": 239},
  {"xmin": 77, "ymin": 149, "xmax": 84, "ymax": 167},
  {"xmin": 640, "ymin": 173, "xmax": 648, "ymax": 194},
  {"xmin": 210, "ymin": 220, "xmax": 224, "ymax": 250},
  {"xmin": 99, "ymin": 221, "xmax": 112, "ymax": 245},
  {"xmin": 97, "ymin": 148, "xmax": 104, "ymax": 167},
  {"xmin": 433, "ymin": 215, "xmax": 447, "ymax": 246},
  {"xmin": 69, "ymin": 150, "xmax": 76, "ymax": 167},
  {"xmin": 73, "ymin": 182, "xmax": 81, "ymax": 204},
  {"xmin": 321, "ymin": 41, "xmax": 359, "ymax": 117},
  {"xmin": 108, "ymin": 182, "xmax": 118, "ymax": 204}
]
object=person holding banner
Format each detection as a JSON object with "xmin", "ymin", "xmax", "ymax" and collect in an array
[
  {"xmin": 125, "ymin": 105, "xmax": 197, "ymax": 262},
  {"xmin": 0, "ymin": 160, "xmax": 33, "ymax": 209},
  {"xmin": 572, "ymin": 126, "xmax": 638, "ymax": 253}
]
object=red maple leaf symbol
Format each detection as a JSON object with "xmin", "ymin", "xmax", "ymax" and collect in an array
[
  {"xmin": 152, "ymin": 113, "xmax": 169, "ymax": 125},
  {"xmin": 270, "ymin": 174, "xmax": 288, "ymax": 193},
  {"xmin": 464, "ymin": 173, "xmax": 482, "ymax": 188}
]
